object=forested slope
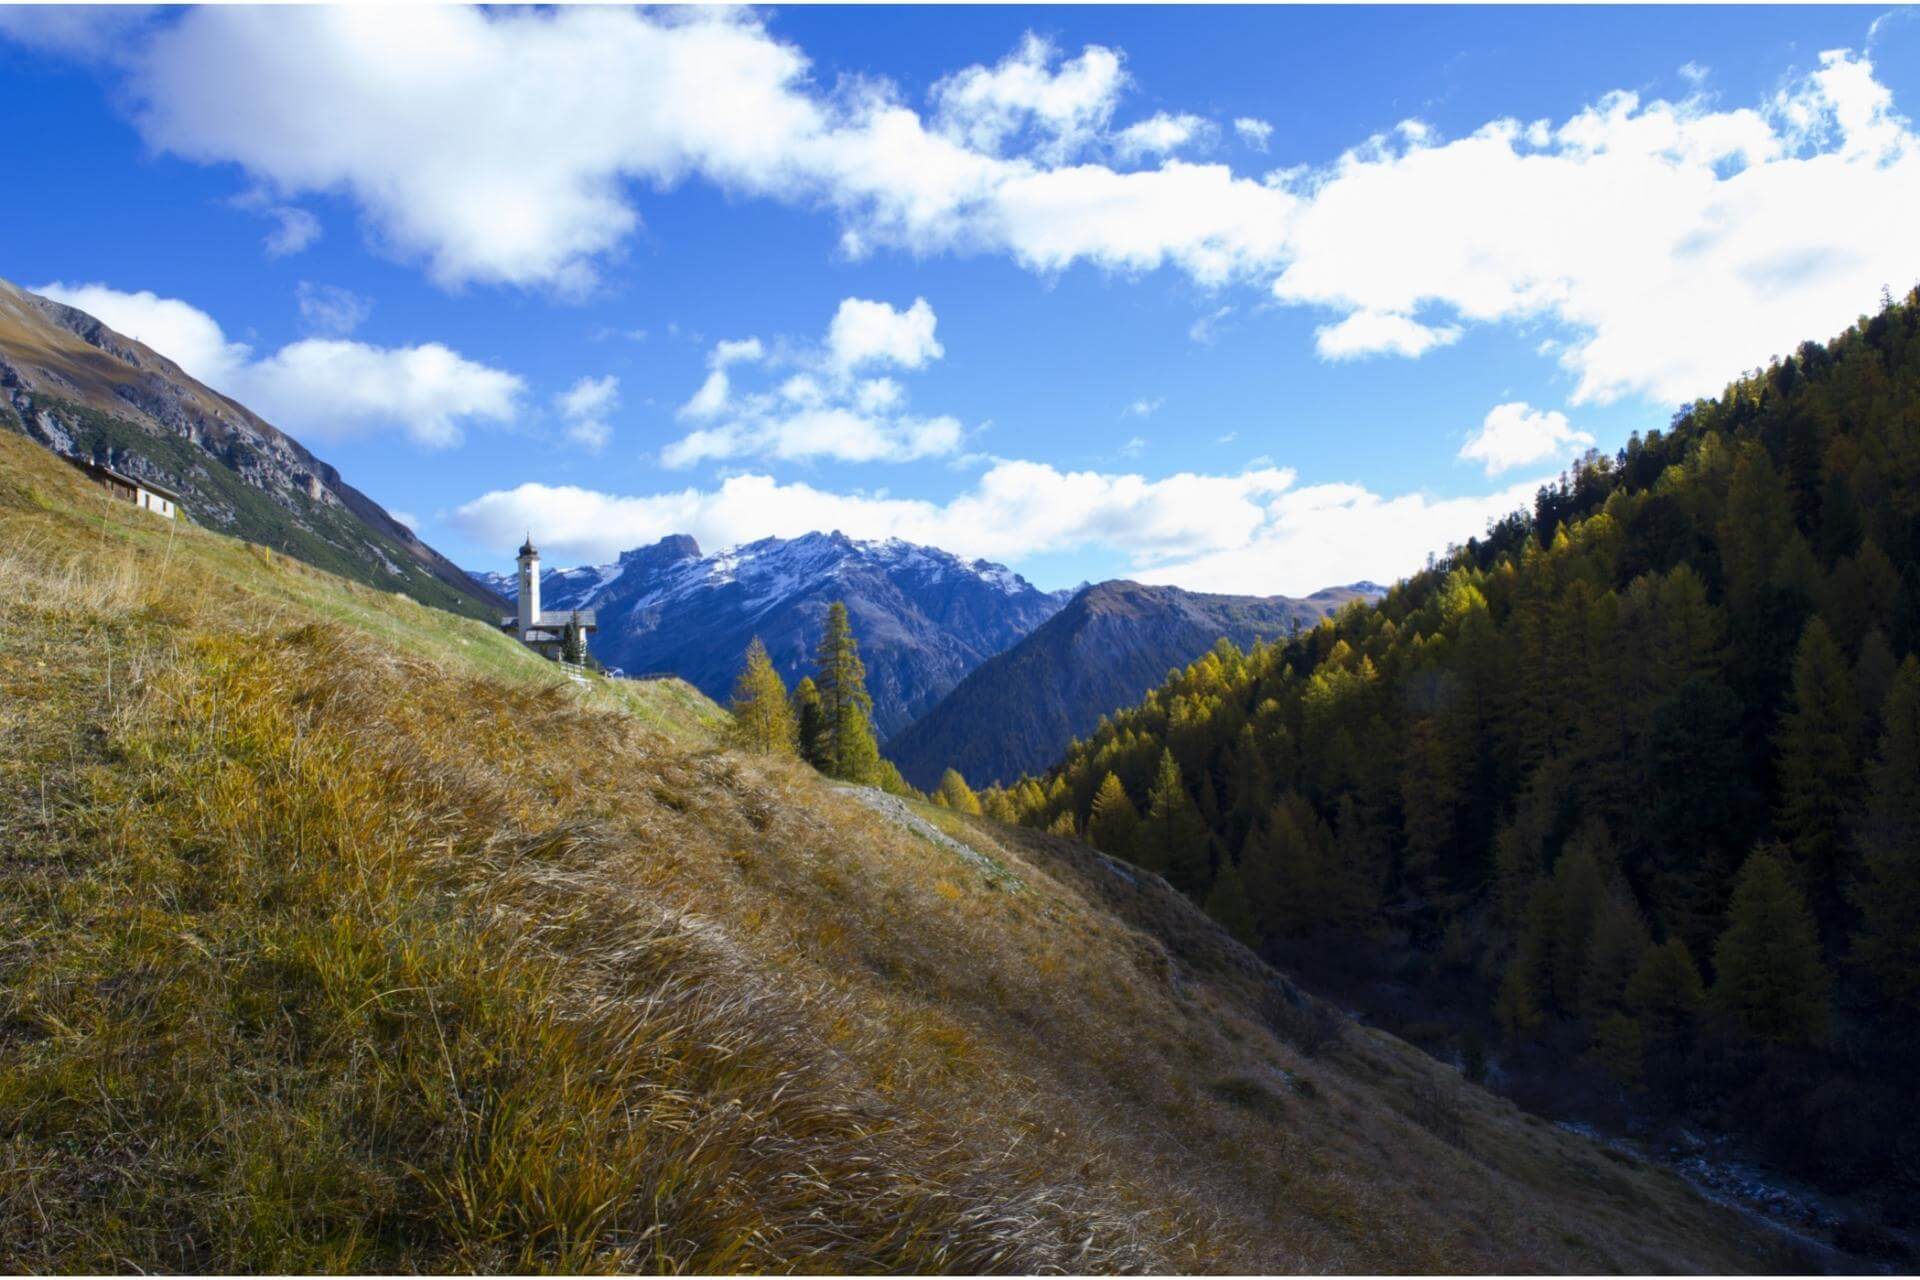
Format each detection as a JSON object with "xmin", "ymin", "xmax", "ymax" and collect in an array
[{"xmin": 990, "ymin": 288, "xmax": 1920, "ymax": 1231}]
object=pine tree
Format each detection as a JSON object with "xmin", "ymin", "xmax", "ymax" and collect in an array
[
  {"xmin": 1713, "ymin": 846, "xmax": 1832, "ymax": 1045},
  {"xmin": 1142, "ymin": 749, "xmax": 1211, "ymax": 895},
  {"xmin": 791, "ymin": 676, "xmax": 828, "ymax": 770},
  {"xmin": 1204, "ymin": 860, "xmax": 1257, "ymax": 946},
  {"xmin": 1854, "ymin": 657, "xmax": 1920, "ymax": 1007},
  {"xmin": 812, "ymin": 601, "xmax": 882, "ymax": 784},
  {"xmin": 935, "ymin": 767, "xmax": 983, "ymax": 815},
  {"xmin": 1086, "ymin": 772, "xmax": 1140, "ymax": 861},
  {"xmin": 1774, "ymin": 618, "xmax": 1862, "ymax": 927},
  {"xmin": 727, "ymin": 637, "xmax": 797, "ymax": 755}
]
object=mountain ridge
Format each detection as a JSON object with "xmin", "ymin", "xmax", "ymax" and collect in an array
[
  {"xmin": 887, "ymin": 577, "xmax": 1385, "ymax": 788},
  {"xmin": 472, "ymin": 530, "xmax": 1068, "ymax": 736},
  {"xmin": 0, "ymin": 276, "xmax": 502, "ymax": 619}
]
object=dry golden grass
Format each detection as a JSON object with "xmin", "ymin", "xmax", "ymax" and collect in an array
[{"xmin": 0, "ymin": 432, "xmax": 1790, "ymax": 1273}]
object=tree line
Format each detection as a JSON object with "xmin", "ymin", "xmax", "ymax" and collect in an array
[{"xmin": 974, "ymin": 288, "xmax": 1920, "ymax": 1192}]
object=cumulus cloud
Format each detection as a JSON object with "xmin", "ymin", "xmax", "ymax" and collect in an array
[
  {"xmin": 35, "ymin": 281, "xmax": 252, "ymax": 386},
  {"xmin": 555, "ymin": 374, "xmax": 619, "ymax": 453},
  {"xmin": 1234, "ymin": 116, "xmax": 1274, "ymax": 151},
  {"xmin": 826, "ymin": 296, "xmax": 943, "ymax": 370},
  {"xmin": 27, "ymin": 10, "xmax": 1920, "ymax": 406},
  {"xmin": 929, "ymin": 32, "xmax": 1126, "ymax": 160},
  {"xmin": 1114, "ymin": 112, "xmax": 1213, "ymax": 160},
  {"xmin": 34, "ymin": 281, "xmax": 521, "ymax": 448},
  {"xmin": 1458, "ymin": 401, "xmax": 1595, "ymax": 474},
  {"xmin": 1314, "ymin": 309, "xmax": 1463, "ymax": 360},
  {"xmin": 453, "ymin": 460, "xmax": 1542, "ymax": 596},
  {"xmin": 665, "ymin": 297, "xmax": 962, "ymax": 467}
]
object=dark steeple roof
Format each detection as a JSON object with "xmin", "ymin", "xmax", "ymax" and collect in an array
[{"xmin": 519, "ymin": 533, "xmax": 537, "ymax": 558}]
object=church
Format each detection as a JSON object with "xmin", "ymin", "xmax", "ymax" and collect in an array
[{"xmin": 500, "ymin": 536, "xmax": 596, "ymax": 663}]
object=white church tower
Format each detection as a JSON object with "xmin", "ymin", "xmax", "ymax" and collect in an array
[{"xmin": 516, "ymin": 534, "xmax": 540, "ymax": 639}]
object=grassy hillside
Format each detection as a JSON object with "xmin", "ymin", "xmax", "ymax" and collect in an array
[{"xmin": 0, "ymin": 429, "xmax": 1783, "ymax": 1272}]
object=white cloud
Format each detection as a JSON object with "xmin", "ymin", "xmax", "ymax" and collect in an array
[
  {"xmin": 34, "ymin": 10, "xmax": 1920, "ymax": 408},
  {"xmin": 929, "ymin": 32, "xmax": 1126, "ymax": 161},
  {"xmin": 35, "ymin": 281, "xmax": 252, "ymax": 385},
  {"xmin": 453, "ymin": 460, "xmax": 1542, "ymax": 596},
  {"xmin": 241, "ymin": 340, "xmax": 522, "ymax": 449},
  {"xmin": 826, "ymin": 296, "xmax": 943, "ymax": 371},
  {"xmin": 1132, "ymin": 475, "xmax": 1547, "ymax": 595},
  {"xmin": 1114, "ymin": 112, "xmax": 1213, "ymax": 160},
  {"xmin": 1120, "ymin": 435, "xmax": 1147, "ymax": 457},
  {"xmin": 1679, "ymin": 61, "xmax": 1710, "ymax": 86},
  {"xmin": 1123, "ymin": 397, "xmax": 1162, "ymax": 418},
  {"xmin": 1314, "ymin": 309, "xmax": 1464, "ymax": 361},
  {"xmin": 34, "ymin": 282, "xmax": 521, "ymax": 448},
  {"xmin": 665, "ymin": 298, "xmax": 961, "ymax": 467},
  {"xmin": 1234, "ymin": 117, "xmax": 1274, "ymax": 151},
  {"xmin": 555, "ymin": 374, "xmax": 618, "ymax": 453},
  {"xmin": 295, "ymin": 281, "xmax": 371, "ymax": 336},
  {"xmin": 1458, "ymin": 401, "xmax": 1595, "ymax": 474}
]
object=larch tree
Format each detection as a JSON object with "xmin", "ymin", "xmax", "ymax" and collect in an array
[
  {"xmin": 1774, "ymin": 617, "xmax": 1862, "ymax": 928},
  {"xmin": 1204, "ymin": 859, "xmax": 1257, "ymax": 946},
  {"xmin": 1626, "ymin": 938, "xmax": 1706, "ymax": 1041},
  {"xmin": 727, "ymin": 637, "xmax": 797, "ymax": 756},
  {"xmin": 1854, "ymin": 657, "xmax": 1920, "ymax": 1007},
  {"xmin": 1086, "ymin": 772, "xmax": 1139, "ymax": 861},
  {"xmin": 1713, "ymin": 845, "xmax": 1832, "ymax": 1045},
  {"xmin": 935, "ymin": 767, "xmax": 983, "ymax": 815},
  {"xmin": 813, "ymin": 601, "xmax": 882, "ymax": 784},
  {"xmin": 791, "ymin": 676, "xmax": 828, "ymax": 771},
  {"xmin": 1141, "ymin": 749, "xmax": 1210, "ymax": 895}
]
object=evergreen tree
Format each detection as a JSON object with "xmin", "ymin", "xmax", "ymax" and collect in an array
[
  {"xmin": 561, "ymin": 612, "xmax": 587, "ymax": 665},
  {"xmin": 1086, "ymin": 772, "xmax": 1140, "ymax": 861},
  {"xmin": 1582, "ymin": 887, "xmax": 1652, "ymax": 1020},
  {"xmin": 935, "ymin": 767, "xmax": 983, "ymax": 815},
  {"xmin": 1142, "ymin": 749, "xmax": 1210, "ymax": 895},
  {"xmin": 1713, "ymin": 846, "xmax": 1832, "ymax": 1045},
  {"xmin": 1774, "ymin": 618, "xmax": 1861, "ymax": 927},
  {"xmin": 1854, "ymin": 657, "xmax": 1920, "ymax": 1007},
  {"xmin": 791, "ymin": 676, "xmax": 828, "ymax": 770},
  {"xmin": 812, "ymin": 601, "xmax": 882, "ymax": 784},
  {"xmin": 727, "ymin": 637, "xmax": 797, "ymax": 756}
]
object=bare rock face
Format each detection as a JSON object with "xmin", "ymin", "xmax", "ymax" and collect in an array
[{"xmin": 0, "ymin": 277, "xmax": 502, "ymax": 619}]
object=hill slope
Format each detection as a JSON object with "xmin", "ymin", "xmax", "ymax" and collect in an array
[
  {"xmin": 472, "ymin": 531, "xmax": 1066, "ymax": 737},
  {"xmin": 0, "ymin": 426, "xmax": 1783, "ymax": 1271},
  {"xmin": 888, "ymin": 579, "xmax": 1381, "ymax": 789},
  {"xmin": 0, "ymin": 276, "xmax": 501, "ymax": 619},
  {"xmin": 994, "ymin": 290, "xmax": 1920, "ymax": 1254}
]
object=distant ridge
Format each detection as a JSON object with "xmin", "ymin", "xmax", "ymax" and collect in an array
[{"xmin": 886, "ymin": 578, "xmax": 1384, "ymax": 788}]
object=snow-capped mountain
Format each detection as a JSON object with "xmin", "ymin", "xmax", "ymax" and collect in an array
[{"xmin": 471, "ymin": 531, "xmax": 1068, "ymax": 736}]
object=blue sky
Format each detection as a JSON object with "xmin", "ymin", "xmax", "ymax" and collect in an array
[{"xmin": 2, "ymin": 4, "xmax": 1916, "ymax": 594}]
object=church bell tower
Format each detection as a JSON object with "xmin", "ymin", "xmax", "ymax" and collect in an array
[{"xmin": 516, "ymin": 534, "xmax": 540, "ymax": 638}]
